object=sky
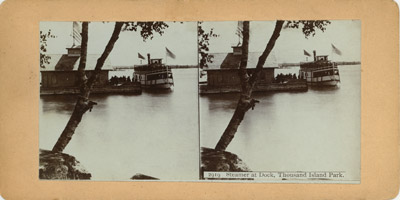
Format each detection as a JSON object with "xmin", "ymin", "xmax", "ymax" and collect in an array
[
  {"xmin": 201, "ymin": 20, "xmax": 361, "ymax": 63},
  {"xmin": 40, "ymin": 22, "xmax": 198, "ymax": 66},
  {"xmin": 40, "ymin": 20, "xmax": 360, "ymax": 66}
]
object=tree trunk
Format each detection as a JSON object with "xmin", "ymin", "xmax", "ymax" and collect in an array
[
  {"xmin": 52, "ymin": 22, "xmax": 124, "ymax": 153},
  {"xmin": 215, "ymin": 20, "xmax": 284, "ymax": 151}
]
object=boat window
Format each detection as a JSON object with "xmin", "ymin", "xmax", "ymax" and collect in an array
[
  {"xmin": 313, "ymin": 69, "xmax": 334, "ymax": 77},
  {"xmin": 147, "ymin": 73, "xmax": 169, "ymax": 80}
]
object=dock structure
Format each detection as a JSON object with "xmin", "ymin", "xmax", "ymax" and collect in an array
[
  {"xmin": 199, "ymin": 80, "xmax": 307, "ymax": 94},
  {"xmin": 40, "ymin": 83, "xmax": 142, "ymax": 95},
  {"xmin": 199, "ymin": 46, "xmax": 308, "ymax": 94},
  {"xmin": 40, "ymin": 46, "xmax": 141, "ymax": 95}
]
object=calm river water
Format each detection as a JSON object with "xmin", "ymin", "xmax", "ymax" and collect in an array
[
  {"xmin": 200, "ymin": 65, "xmax": 361, "ymax": 181},
  {"xmin": 40, "ymin": 65, "xmax": 360, "ymax": 181},
  {"xmin": 40, "ymin": 69, "xmax": 200, "ymax": 181}
]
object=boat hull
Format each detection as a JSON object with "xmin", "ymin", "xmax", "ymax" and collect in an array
[
  {"xmin": 142, "ymin": 82, "xmax": 174, "ymax": 89},
  {"xmin": 140, "ymin": 78, "xmax": 174, "ymax": 89},
  {"xmin": 307, "ymin": 75, "xmax": 340, "ymax": 86},
  {"xmin": 308, "ymin": 79, "xmax": 340, "ymax": 86}
]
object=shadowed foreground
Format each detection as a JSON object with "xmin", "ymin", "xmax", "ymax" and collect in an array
[
  {"xmin": 200, "ymin": 147, "xmax": 252, "ymax": 180},
  {"xmin": 131, "ymin": 173, "xmax": 159, "ymax": 180},
  {"xmin": 39, "ymin": 149, "xmax": 91, "ymax": 180}
]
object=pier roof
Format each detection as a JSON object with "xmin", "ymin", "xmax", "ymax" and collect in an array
[
  {"xmin": 205, "ymin": 52, "xmax": 278, "ymax": 70},
  {"xmin": 40, "ymin": 54, "xmax": 113, "ymax": 71}
]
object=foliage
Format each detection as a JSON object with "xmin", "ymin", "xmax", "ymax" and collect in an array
[
  {"xmin": 122, "ymin": 22, "xmax": 169, "ymax": 41},
  {"xmin": 284, "ymin": 20, "xmax": 331, "ymax": 38},
  {"xmin": 39, "ymin": 30, "xmax": 56, "ymax": 68},
  {"xmin": 198, "ymin": 22, "xmax": 219, "ymax": 69}
]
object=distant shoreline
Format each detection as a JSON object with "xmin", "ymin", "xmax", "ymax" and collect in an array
[
  {"xmin": 113, "ymin": 65, "xmax": 198, "ymax": 70},
  {"xmin": 113, "ymin": 62, "xmax": 361, "ymax": 70},
  {"xmin": 279, "ymin": 61, "xmax": 361, "ymax": 68}
]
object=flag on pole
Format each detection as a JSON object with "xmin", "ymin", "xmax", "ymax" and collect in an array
[
  {"xmin": 236, "ymin": 21, "xmax": 243, "ymax": 38},
  {"xmin": 303, "ymin": 50, "xmax": 311, "ymax": 57},
  {"xmin": 331, "ymin": 44, "xmax": 342, "ymax": 55},
  {"xmin": 166, "ymin": 47, "xmax": 176, "ymax": 59},
  {"xmin": 72, "ymin": 21, "xmax": 82, "ymax": 47},
  {"xmin": 138, "ymin": 53, "xmax": 145, "ymax": 60},
  {"xmin": 235, "ymin": 21, "xmax": 243, "ymax": 45}
]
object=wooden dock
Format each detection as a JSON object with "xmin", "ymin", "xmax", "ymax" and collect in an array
[
  {"xmin": 40, "ymin": 83, "xmax": 142, "ymax": 95},
  {"xmin": 199, "ymin": 80, "xmax": 308, "ymax": 94}
]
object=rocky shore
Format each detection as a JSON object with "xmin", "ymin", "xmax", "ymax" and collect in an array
[
  {"xmin": 131, "ymin": 173, "xmax": 159, "ymax": 180},
  {"xmin": 39, "ymin": 149, "xmax": 91, "ymax": 180},
  {"xmin": 200, "ymin": 147, "xmax": 252, "ymax": 180},
  {"xmin": 39, "ymin": 147, "xmax": 250, "ymax": 180}
]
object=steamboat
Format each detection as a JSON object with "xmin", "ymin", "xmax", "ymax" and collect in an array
[
  {"xmin": 299, "ymin": 51, "xmax": 340, "ymax": 86},
  {"xmin": 133, "ymin": 54, "xmax": 174, "ymax": 89}
]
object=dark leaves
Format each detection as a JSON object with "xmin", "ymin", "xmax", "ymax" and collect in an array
[
  {"xmin": 198, "ymin": 21, "xmax": 219, "ymax": 68},
  {"xmin": 284, "ymin": 20, "xmax": 331, "ymax": 38},
  {"xmin": 122, "ymin": 22, "xmax": 169, "ymax": 41},
  {"xmin": 39, "ymin": 29, "xmax": 56, "ymax": 68}
]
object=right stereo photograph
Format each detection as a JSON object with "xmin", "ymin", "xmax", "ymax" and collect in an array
[{"xmin": 198, "ymin": 20, "xmax": 361, "ymax": 183}]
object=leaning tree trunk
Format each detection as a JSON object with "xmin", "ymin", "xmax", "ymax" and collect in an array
[
  {"xmin": 215, "ymin": 20, "xmax": 284, "ymax": 151},
  {"xmin": 52, "ymin": 22, "xmax": 124, "ymax": 153}
]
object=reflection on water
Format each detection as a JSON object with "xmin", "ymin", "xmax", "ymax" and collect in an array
[
  {"xmin": 41, "ymin": 94, "xmax": 112, "ymax": 114},
  {"xmin": 200, "ymin": 65, "xmax": 360, "ymax": 181},
  {"xmin": 40, "ymin": 69, "xmax": 199, "ymax": 181},
  {"xmin": 40, "ymin": 65, "xmax": 361, "ymax": 181}
]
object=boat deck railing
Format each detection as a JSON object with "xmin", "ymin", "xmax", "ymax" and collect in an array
[
  {"xmin": 134, "ymin": 68, "xmax": 172, "ymax": 74},
  {"xmin": 300, "ymin": 65, "xmax": 338, "ymax": 72}
]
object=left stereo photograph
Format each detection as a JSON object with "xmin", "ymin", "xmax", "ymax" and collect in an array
[{"xmin": 39, "ymin": 21, "xmax": 200, "ymax": 181}]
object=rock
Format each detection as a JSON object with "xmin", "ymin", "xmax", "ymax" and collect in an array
[
  {"xmin": 131, "ymin": 173, "xmax": 159, "ymax": 180},
  {"xmin": 39, "ymin": 149, "xmax": 91, "ymax": 180},
  {"xmin": 200, "ymin": 147, "xmax": 252, "ymax": 180}
]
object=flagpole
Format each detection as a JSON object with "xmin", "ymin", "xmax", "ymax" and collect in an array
[
  {"xmin": 72, "ymin": 22, "xmax": 75, "ymax": 47},
  {"xmin": 165, "ymin": 47, "xmax": 169, "ymax": 75}
]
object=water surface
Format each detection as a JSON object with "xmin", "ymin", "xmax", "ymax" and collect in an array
[
  {"xmin": 40, "ymin": 65, "xmax": 360, "ymax": 181},
  {"xmin": 200, "ymin": 65, "xmax": 360, "ymax": 181},
  {"xmin": 40, "ymin": 69, "xmax": 199, "ymax": 181}
]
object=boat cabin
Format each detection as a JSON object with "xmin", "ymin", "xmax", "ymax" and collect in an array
[
  {"xmin": 150, "ymin": 58, "xmax": 163, "ymax": 64},
  {"xmin": 133, "ymin": 55, "xmax": 166, "ymax": 72},
  {"xmin": 300, "ymin": 51, "xmax": 334, "ymax": 69},
  {"xmin": 316, "ymin": 55, "xmax": 329, "ymax": 61}
]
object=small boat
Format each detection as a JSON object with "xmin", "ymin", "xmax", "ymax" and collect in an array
[
  {"xmin": 133, "ymin": 54, "xmax": 174, "ymax": 89},
  {"xmin": 299, "ymin": 50, "xmax": 340, "ymax": 86}
]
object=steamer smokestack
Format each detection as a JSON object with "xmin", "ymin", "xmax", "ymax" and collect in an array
[{"xmin": 147, "ymin": 53, "xmax": 151, "ymax": 65}]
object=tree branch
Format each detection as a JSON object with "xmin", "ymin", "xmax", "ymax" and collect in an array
[
  {"xmin": 238, "ymin": 21, "xmax": 250, "ymax": 93},
  {"xmin": 78, "ymin": 22, "xmax": 89, "ymax": 94},
  {"xmin": 248, "ymin": 20, "xmax": 284, "ymax": 86},
  {"xmin": 87, "ymin": 22, "xmax": 124, "ymax": 88}
]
